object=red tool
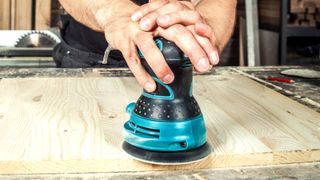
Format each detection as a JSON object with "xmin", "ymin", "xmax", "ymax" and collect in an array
[{"xmin": 266, "ymin": 76, "xmax": 294, "ymax": 84}]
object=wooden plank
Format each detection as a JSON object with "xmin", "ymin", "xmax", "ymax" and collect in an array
[
  {"xmin": 1, "ymin": 162, "xmax": 320, "ymax": 179},
  {"xmin": 0, "ymin": 75, "xmax": 319, "ymax": 174},
  {"xmin": 35, "ymin": 0, "xmax": 52, "ymax": 30},
  {"xmin": 0, "ymin": 0, "xmax": 11, "ymax": 30},
  {"xmin": 13, "ymin": 0, "xmax": 32, "ymax": 29}
]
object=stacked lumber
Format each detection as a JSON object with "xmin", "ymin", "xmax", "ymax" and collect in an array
[
  {"xmin": 289, "ymin": 0, "xmax": 320, "ymax": 27},
  {"xmin": 0, "ymin": 0, "xmax": 53, "ymax": 30}
]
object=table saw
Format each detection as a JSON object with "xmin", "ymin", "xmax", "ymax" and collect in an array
[{"xmin": 0, "ymin": 66, "xmax": 319, "ymax": 179}]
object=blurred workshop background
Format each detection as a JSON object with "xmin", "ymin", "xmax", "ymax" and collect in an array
[{"xmin": 0, "ymin": 0, "xmax": 319, "ymax": 67}]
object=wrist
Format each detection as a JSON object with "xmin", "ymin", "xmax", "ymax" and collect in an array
[
  {"xmin": 93, "ymin": 0, "xmax": 138, "ymax": 31},
  {"xmin": 195, "ymin": 0, "xmax": 237, "ymax": 53},
  {"xmin": 196, "ymin": 10, "xmax": 222, "ymax": 54}
]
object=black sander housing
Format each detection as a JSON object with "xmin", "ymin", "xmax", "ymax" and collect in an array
[{"xmin": 122, "ymin": 37, "xmax": 211, "ymax": 165}]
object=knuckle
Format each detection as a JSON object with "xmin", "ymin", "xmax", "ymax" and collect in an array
[
  {"xmin": 154, "ymin": 66, "xmax": 169, "ymax": 78},
  {"xmin": 118, "ymin": 44, "xmax": 127, "ymax": 54},
  {"xmin": 139, "ymin": 6, "xmax": 148, "ymax": 14},
  {"xmin": 161, "ymin": 0, "xmax": 169, "ymax": 4},
  {"xmin": 193, "ymin": 11, "xmax": 201, "ymax": 20},
  {"xmin": 134, "ymin": 32, "xmax": 145, "ymax": 42},
  {"xmin": 192, "ymin": 50, "xmax": 206, "ymax": 61},
  {"xmin": 172, "ymin": 1, "xmax": 183, "ymax": 10},
  {"xmin": 175, "ymin": 12, "xmax": 183, "ymax": 21},
  {"xmin": 185, "ymin": 2, "xmax": 193, "ymax": 6},
  {"xmin": 144, "ymin": 4, "xmax": 153, "ymax": 12},
  {"xmin": 184, "ymin": 45, "xmax": 204, "ymax": 60},
  {"xmin": 148, "ymin": 12, "xmax": 159, "ymax": 21},
  {"xmin": 172, "ymin": 24, "xmax": 188, "ymax": 34},
  {"xmin": 128, "ymin": 58, "xmax": 141, "ymax": 70},
  {"xmin": 185, "ymin": 2, "xmax": 195, "ymax": 9}
]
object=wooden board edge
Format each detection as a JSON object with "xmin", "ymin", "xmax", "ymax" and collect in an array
[{"xmin": 0, "ymin": 150, "xmax": 319, "ymax": 175}]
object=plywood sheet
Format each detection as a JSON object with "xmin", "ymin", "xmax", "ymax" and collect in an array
[{"xmin": 0, "ymin": 74, "xmax": 319, "ymax": 174}]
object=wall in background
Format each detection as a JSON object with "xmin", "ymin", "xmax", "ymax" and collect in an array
[{"xmin": 0, "ymin": 0, "xmax": 61, "ymax": 30}]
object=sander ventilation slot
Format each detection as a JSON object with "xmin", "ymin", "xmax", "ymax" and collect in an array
[{"xmin": 128, "ymin": 122, "xmax": 160, "ymax": 138}]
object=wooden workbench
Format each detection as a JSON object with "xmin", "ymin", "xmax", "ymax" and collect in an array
[{"xmin": 0, "ymin": 66, "xmax": 319, "ymax": 179}]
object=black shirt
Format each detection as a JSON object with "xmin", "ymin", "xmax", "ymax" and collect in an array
[{"xmin": 61, "ymin": 0, "xmax": 148, "ymax": 60}]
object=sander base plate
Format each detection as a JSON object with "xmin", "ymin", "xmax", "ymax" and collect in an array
[{"xmin": 122, "ymin": 142, "xmax": 212, "ymax": 165}]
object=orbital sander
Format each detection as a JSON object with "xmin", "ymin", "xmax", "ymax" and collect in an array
[{"xmin": 122, "ymin": 37, "xmax": 211, "ymax": 165}]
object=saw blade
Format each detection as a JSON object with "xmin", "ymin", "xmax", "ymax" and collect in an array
[{"xmin": 15, "ymin": 31, "xmax": 59, "ymax": 48}]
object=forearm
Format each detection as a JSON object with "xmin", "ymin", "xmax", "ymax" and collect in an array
[
  {"xmin": 59, "ymin": 0, "xmax": 138, "ymax": 32},
  {"xmin": 195, "ymin": 0, "xmax": 237, "ymax": 52}
]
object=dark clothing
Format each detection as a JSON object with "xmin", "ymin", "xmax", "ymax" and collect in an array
[
  {"xmin": 53, "ymin": 0, "xmax": 148, "ymax": 68},
  {"xmin": 53, "ymin": 15, "xmax": 127, "ymax": 68}
]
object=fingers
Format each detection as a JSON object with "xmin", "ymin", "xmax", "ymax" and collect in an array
[
  {"xmin": 156, "ymin": 24, "xmax": 210, "ymax": 72},
  {"xmin": 156, "ymin": 11, "xmax": 216, "ymax": 45},
  {"xmin": 157, "ymin": 10, "xmax": 202, "ymax": 28},
  {"xmin": 187, "ymin": 26, "xmax": 220, "ymax": 66},
  {"xmin": 131, "ymin": 0, "xmax": 169, "ymax": 21},
  {"xmin": 195, "ymin": 22, "xmax": 214, "ymax": 40},
  {"xmin": 139, "ymin": 12, "xmax": 159, "ymax": 31},
  {"xmin": 134, "ymin": 33, "xmax": 174, "ymax": 84},
  {"xmin": 130, "ymin": 1, "xmax": 219, "ymax": 74},
  {"xmin": 121, "ymin": 40, "xmax": 156, "ymax": 92},
  {"xmin": 136, "ymin": 1, "xmax": 188, "ymax": 31},
  {"xmin": 194, "ymin": 22, "xmax": 220, "ymax": 65}
]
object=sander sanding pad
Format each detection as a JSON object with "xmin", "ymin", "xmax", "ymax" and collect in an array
[{"xmin": 122, "ymin": 142, "xmax": 212, "ymax": 165}]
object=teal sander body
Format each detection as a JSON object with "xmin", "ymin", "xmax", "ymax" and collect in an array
[{"xmin": 122, "ymin": 38, "xmax": 211, "ymax": 165}]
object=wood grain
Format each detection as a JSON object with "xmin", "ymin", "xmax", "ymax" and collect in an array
[
  {"xmin": 0, "ymin": 74, "xmax": 319, "ymax": 174},
  {"xmin": 0, "ymin": 0, "xmax": 11, "ymax": 30},
  {"xmin": 35, "ymin": 0, "xmax": 52, "ymax": 30},
  {"xmin": 12, "ymin": 0, "xmax": 32, "ymax": 29}
]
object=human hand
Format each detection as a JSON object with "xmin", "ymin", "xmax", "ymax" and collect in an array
[
  {"xmin": 131, "ymin": 0, "xmax": 220, "ymax": 69},
  {"xmin": 100, "ymin": 1, "xmax": 219, "ymax": 93},
  {"xmin": 102, "ymin": 16, "xmax": 175, "ymax": 93}
]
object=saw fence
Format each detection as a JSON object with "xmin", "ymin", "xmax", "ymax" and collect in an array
[{"xmin": 0, "ymin": 0, "xmax": 55, "ymax": 30}]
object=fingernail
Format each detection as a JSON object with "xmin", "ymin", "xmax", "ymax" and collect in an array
[
  {"xmin": 210, "ymin": 52, "xmax": 219, "ymax": 65},
  {"xmin": 158, "ymin": 15, "xmax": 170, "ymax": 24},
  {"xmin": 196, "ymin": 58, "xmax": 209, "ymax": 72},
  {"xmin": 144, "ymin": 82, "xmax": 155, "ymax": 92},
  {"xmin": 131, "ymin": 11, "xmax": 143, "ymax": 21},
  {"xmin": 162, "ymin": 74, "xmax": 174, "ymax": 84},
  {"xmin": 140, "ymin": 18, "xmax": 151, "ymax": 30}
]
